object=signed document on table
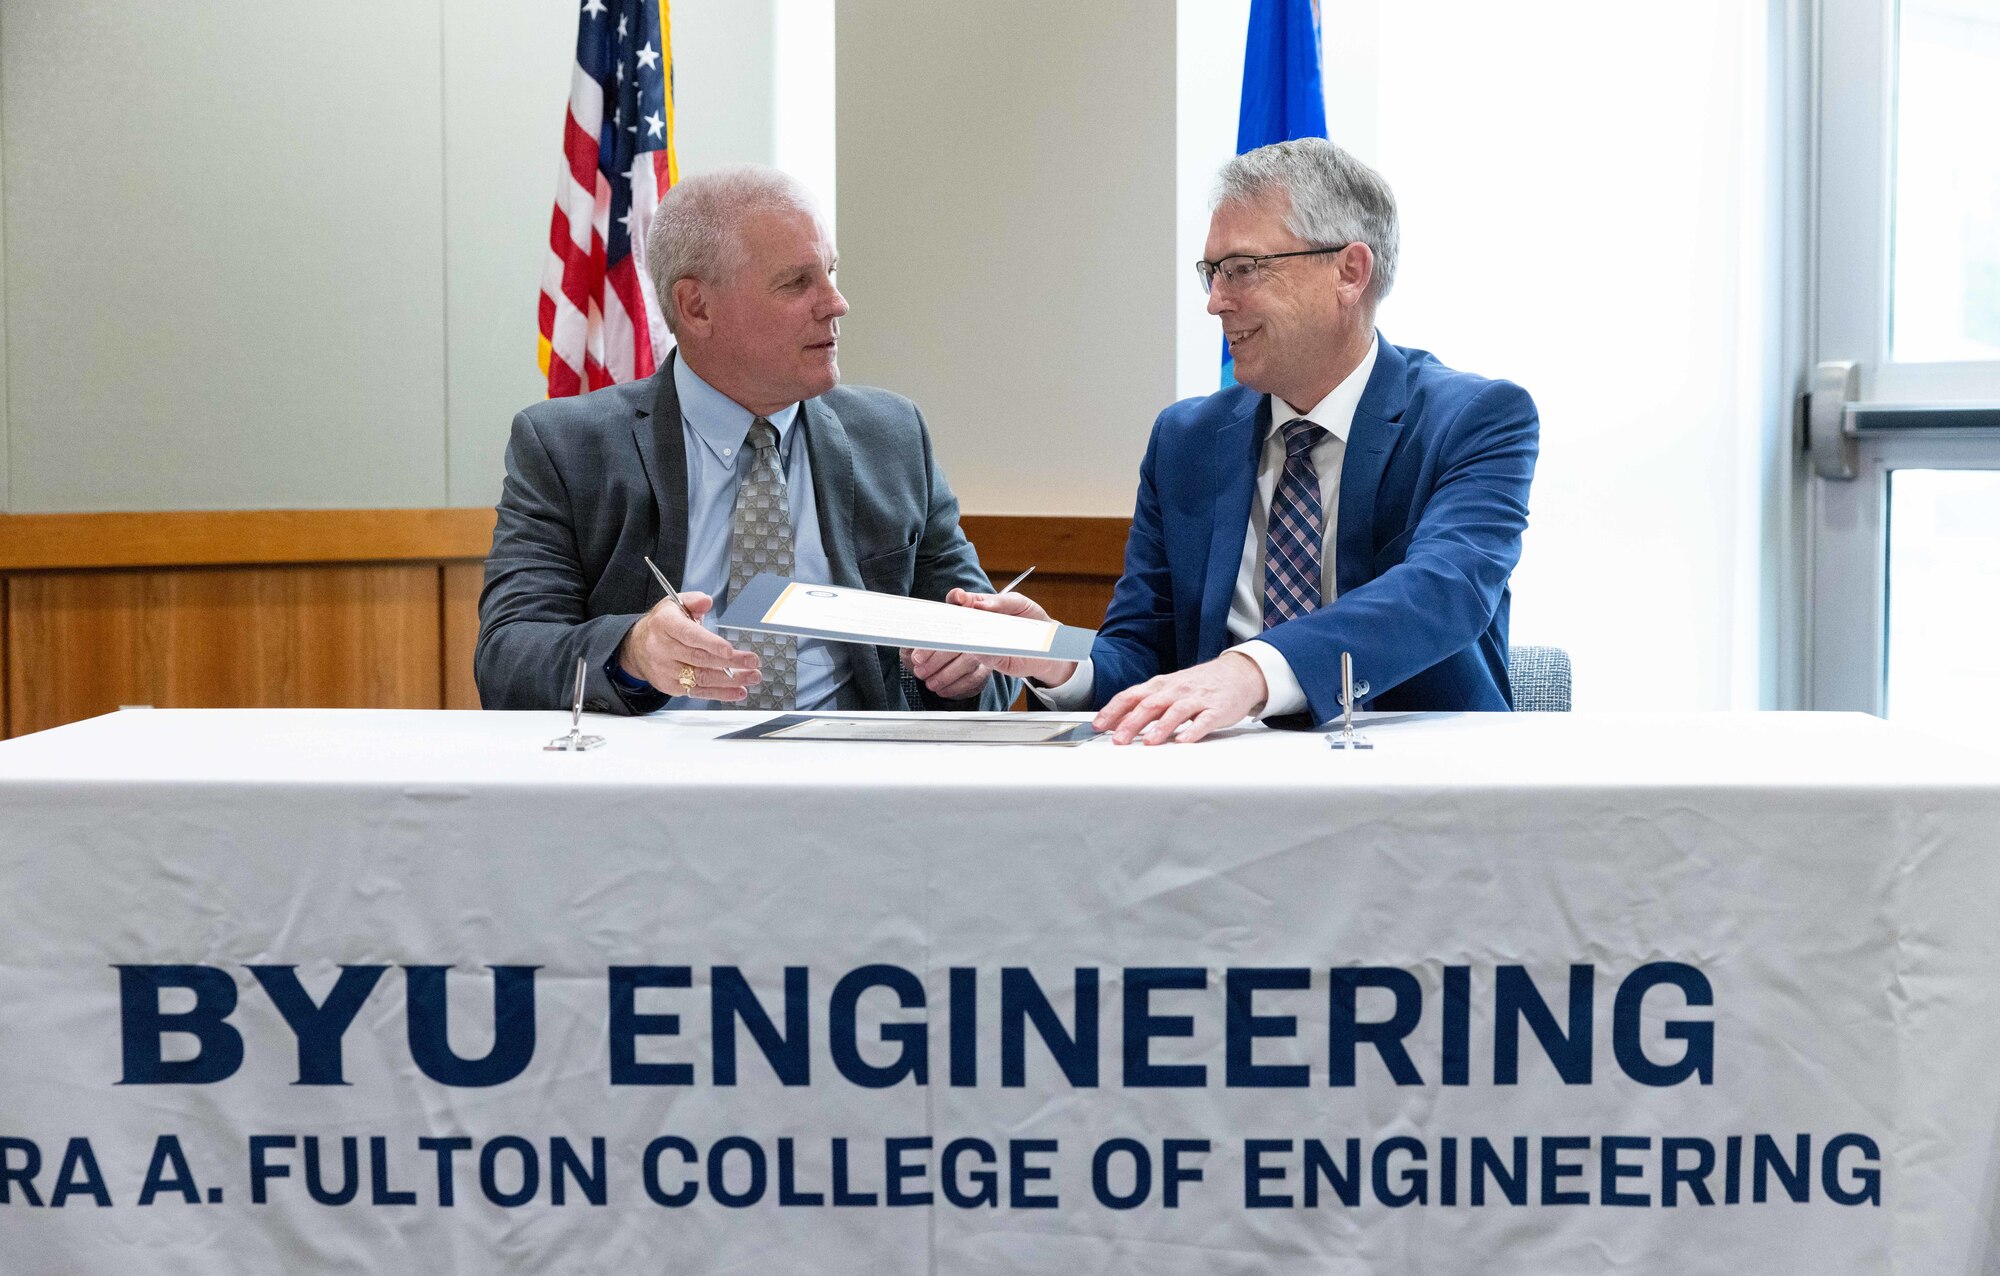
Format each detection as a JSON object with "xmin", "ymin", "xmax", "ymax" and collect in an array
[
  {"xmin": 719, "ymin": 714, "xmax": 1098, "ymax": 745},
  {"xmin": 716, "ymin": 573, "xmax": 1097, "ymax": 661}
]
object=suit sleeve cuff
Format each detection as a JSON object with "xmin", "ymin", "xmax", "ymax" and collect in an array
[
  {"xmin": 604, "ymin": 626, "xmax": 668, "ymax": 714},
  {"xmin": 1027, "ymin": 659, "xmax": 1094, "ymax": 710},
  {"xmin": 1231, "ymin": 640, "xmax": 1306, "ymax": 718},
  {"xmin": 609, "ymin": 660, "xmax": 652, "ymax": 693}
]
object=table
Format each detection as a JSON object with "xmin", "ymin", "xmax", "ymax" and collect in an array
[{"xmin": 2, "ymin": 708, "xmax": 1997, "ymax": 1273}]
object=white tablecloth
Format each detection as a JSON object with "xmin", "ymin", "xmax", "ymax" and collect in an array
[{"xmin": 2, "ymin": 709, "xmax": 1997, "ymax": 1273}]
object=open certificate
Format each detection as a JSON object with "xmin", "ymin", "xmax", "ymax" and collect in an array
[{"xmin": 716, "ymin": 573, "xmax": 1097, "ymax": 661}]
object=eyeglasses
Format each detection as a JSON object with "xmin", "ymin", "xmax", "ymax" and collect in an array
[{"xmin": 1194, "ymin": 244, "xmax": 1350, "ymax": 294}]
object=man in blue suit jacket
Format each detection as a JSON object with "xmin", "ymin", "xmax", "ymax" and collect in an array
[{"xmin": 925, "ymin": 138, "xmax": 1538, "ymax": 742}]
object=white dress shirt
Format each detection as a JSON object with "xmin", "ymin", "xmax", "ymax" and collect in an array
[{"xmin": 1035, "ymin": 335, "xmax": 1379, "ymax": 718}]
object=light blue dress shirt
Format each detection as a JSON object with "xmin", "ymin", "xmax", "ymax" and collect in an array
[{"xmin": 666, "ymin": 357, "xmax": 850, "ymax": 710}]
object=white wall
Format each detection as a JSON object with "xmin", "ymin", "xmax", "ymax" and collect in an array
[
  {"xmin": 1175, "ymin": 0, "xmax": 1250, "ymax": 403},
  {"xmin": 834, "ymin": 0, "xmax": 1177, "ymax": 516},
  {"xmin": 2, "ymin": 1, "xmax": 451, "ymax": 512},
  {"xmin": 441, "ymin": 0, "xmax": 584, "ymax": 512},
  {"xmin": 773, "ymin": 0, "xmax": 838, "ymax": 233},
  {"xmin": 675, "ymin": 1, "xmax": 781, "ymax": 184},
  {"xmin": 1332, "ymin": 2, "xmax": 1776, "ymax": 709},
  {"xmin": 0, "ymin": 0, "xmax": 782, "ymax": 514}
]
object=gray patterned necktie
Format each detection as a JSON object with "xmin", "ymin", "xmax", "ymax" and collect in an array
[{"xmin": 728, "ymin": 417, "xmax": 798, "ymax": 710}]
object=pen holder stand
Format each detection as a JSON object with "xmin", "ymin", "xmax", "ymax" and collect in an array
[
  {"xmin": 1328, "ymin": 653, "xmax": 1373, "ymax": 752},
  {"xmin": 544, "ymin": 656, "xmax": 608, "ymax": 752}
]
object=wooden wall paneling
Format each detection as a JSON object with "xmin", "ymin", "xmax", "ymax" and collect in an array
[
  {"xmin": 0, "ymin": 507, "xmax": 495, "ymax": 571},
  {"xmin": 1011, "ymin": 575, "xmax": 1119, "ymax": 633},
  {"xmin": 0, "ymin": 510, "xmax": 1130, "ymax": 734},
  {"xmin": 959, "ymin": 515, "xmax": 1125, "ymax": 632},
  {"xmin": 440, "ymin": 562, "xmax": 485, "ymax": 710},
  {"xmin": 959, "ymin": 514, "xmax": 1127, "ymax": 579},
  {"xmin": 1, "ymin": 578, "xmax": 11, "ymax": 739},
  {"xmin": 6, "ymin": 564, "xmax": 443, "ymax": 737}
]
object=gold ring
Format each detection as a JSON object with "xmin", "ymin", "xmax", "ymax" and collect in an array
[{"xmin": 677, "ymin": 664, "xmax": 698, "ymax": 692}]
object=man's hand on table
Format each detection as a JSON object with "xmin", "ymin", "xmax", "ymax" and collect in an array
[
  {"xmin": 617, "ymin": 592, "xmax": 761, "ymax": 701},
  {"xmin": 1093, "ymin": 652, "xmax": 1268, "ymax": 745}
]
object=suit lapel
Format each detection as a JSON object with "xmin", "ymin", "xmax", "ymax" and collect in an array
[
  {"xmin": 800, "ymin": 394, "xmax": 888, "ymax": 709},
  {"xmin": 801, "ymin": 394, "xmax": 861, "ymax": 587},
  {"xmin": 1197, "ymin": 392, "xmax": 1267, "ymax": 660},
  {"xmin": 636, "ymin": 351, "xmax": 692, "ymax": 584},
  {"xmin": 1336, "ymin": 335, "xmax": 1408, "ymax": 596}
]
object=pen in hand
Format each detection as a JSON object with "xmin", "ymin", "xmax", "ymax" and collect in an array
[
  {"xmin": 642, "ymin": 556, "xmax": 694, "ymax": 621},
  {"xmin": 643, "ymin": 556, "xmax": 747, "ymax": 686},
  {"xmin": 943, "ymin": 566, "xmax": 1035, "ymax": 684}
]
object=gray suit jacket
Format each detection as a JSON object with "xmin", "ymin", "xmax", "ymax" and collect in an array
[{"xmin": 476, "ymin": 355, "xmax": 1013, "ymax": 714}]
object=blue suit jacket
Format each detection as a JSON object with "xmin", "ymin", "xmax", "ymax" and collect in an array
[{"xmin": 1091, "ymin": 336, "xmax": 1539, "ymax": 722}]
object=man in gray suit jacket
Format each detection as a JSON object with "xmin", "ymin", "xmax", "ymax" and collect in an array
[{"xmin": 477, "ymin": 165, "xmax": 1011, "ymax": 715}]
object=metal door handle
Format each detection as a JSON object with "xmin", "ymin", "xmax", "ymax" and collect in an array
[{"xmin": 1804, "ymin": 361, "xmax": 2000, "ymax": 480}]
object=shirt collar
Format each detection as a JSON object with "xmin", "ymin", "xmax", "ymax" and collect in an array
[
  {"xmin": 1269, "ymin": 332, "xmax": 1379, "ymax": 444},
  {"xmin": 673, "ymin": 354, "xmax": 803, "ymax": 465}
]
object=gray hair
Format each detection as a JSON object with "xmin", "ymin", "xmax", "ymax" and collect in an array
[
  {"xmin": 645, "ymin": 165, "xmax": 821, "ymax": 333},
  {"xmin": 1214, "ymin": 138, "xmax": 1399, "ymax": 304}
]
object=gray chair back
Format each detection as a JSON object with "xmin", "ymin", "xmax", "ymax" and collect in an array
[{"xmin": 1508, "ymin": 645, "xmax": 1572, "ymax": 712}]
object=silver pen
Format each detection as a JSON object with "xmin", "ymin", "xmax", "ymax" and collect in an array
[
  {"xmin": 643, "ymin": 556, "xmax": 744, "ymax": 688},
  {"xmin": 642, "ymin": 556, "xmax": 695, "ymax": 621},
  {"xmin": 961, "ymin": 566, "xmax": 1037, "ymax": 681}
]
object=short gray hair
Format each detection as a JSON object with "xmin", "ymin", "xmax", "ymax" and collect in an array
[
  {"xmin": 645, "ymin": 165, "xmax": 821, "ymax": 333},
  {"xmin": 1214, "ymin": 138, "xmax": 1399, "ymax": 303}
]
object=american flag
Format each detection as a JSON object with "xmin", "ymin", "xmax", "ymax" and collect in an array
[{"xmin": 538, "ymin": 0, "xmax": 677, "ymax": 397}]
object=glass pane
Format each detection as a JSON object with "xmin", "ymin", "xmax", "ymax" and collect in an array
[
  {"xmin": 1885, "ymin": 470, "xmax": 2000, "ymax": 748},
  {"xmin": 1890, "ymin": 0, "xmax": 2000, "ymax": 363}
]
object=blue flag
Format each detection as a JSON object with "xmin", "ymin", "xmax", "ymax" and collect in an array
[{"xmin": 1224, "ymin": 0, "xmax": 1328, "ymax": 385}]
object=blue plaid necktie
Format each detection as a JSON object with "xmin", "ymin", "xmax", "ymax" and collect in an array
[{"xmin": 1263, "ymin": 418, "xmax": 1327, "ymax": 628}]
